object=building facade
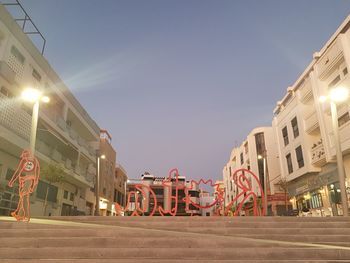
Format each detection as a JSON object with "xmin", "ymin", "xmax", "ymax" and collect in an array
[
  {"xmin": 114, "ymin": 163, "xmax": 128, "ymax": 213},
  {"xmin": 273, "ymin": 15, "xmax": 350, "ymax": 216},
  {"xmin": 223, "ymin": 127, "xmax": 288, "ymax": 216},
  {"xmin": 0, "ymin": 5, "xmax": 100, "ymax": 216}
]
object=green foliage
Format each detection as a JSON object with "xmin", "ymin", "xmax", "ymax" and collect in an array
[{"xmin": 41, "ymin": 163, "xmax": 65, "ymax": 184}]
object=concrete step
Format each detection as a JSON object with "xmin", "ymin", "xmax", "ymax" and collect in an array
[{"xmin": 1, "ymin": 247, "xmax": 350, "ymax": 260}]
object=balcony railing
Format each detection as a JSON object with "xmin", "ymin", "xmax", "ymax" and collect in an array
[{"xmin": 311, "ymin": 139, "xmax": 326, "ymax": 166}]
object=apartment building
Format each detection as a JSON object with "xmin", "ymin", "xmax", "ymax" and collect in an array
[
  {"xmin": 126, "ymin": 173, "xmax": 201, "ymax": 216},
  {"xmin": 273, "ymin": 15, "xmax": 350, "ymax": 216},
  {"xmin": 96, "ymin": 130, "xmax": 116, "ymax": 216},
  {"xmin": 223, "ymin": 127, "xmax": 287, "ymax": 216},
  {"xmin": 0, "ymin": 5, "xmax": 99, "ymax": 216}
]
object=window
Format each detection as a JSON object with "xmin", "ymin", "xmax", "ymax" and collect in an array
[
  {"xmin": 282, "ymin": 126, "xmax": 289, "ymax": 146},
  {"xmin": 343, "ymin": 67, "xmax": 348, "ymax": 76},
  {"xmin": 70, "ymin": 192, "xmax": 74, "ymax": 201},
  {"xmin": 291, "ymin": 117, "xmax": 299, "ymax": 138},
  {"xmin": 32, "ymin": 69, "xmax": 42, "ymax": 82},
  {"xmin": 10, "ymin": 45, "xmax": 25, "ymax": 64},
  {"xmin": 244, "ymin": 143, "xmax": 248, "ymax": 154},
  {"xmin": 295, "ymin": 146, "xmax": 304, "ymax": 168},
  {"xmin": 36, "ymin": 181, "xmax": 58, "ymax": 202},
  {"xmin": 240, "ymin": 153, "xmax": 244, "ymax": 165},
  {"xmin": 286, "ymin": 153, "xmax": 293, "ymax": 174},
  {"xmin": 310, "ymin": 192, "xmax": 323, "ymax": 208},
  {"xmin": 328, "ymin": 75, "xmax": 341, "ymax": 88},
  {"xmin": 338, "ymin": 112, "xmax": 350, "ymax": 127},
  {"xmin": 63, "ymin": 190, "xmax": 68, "ymax": 199}
]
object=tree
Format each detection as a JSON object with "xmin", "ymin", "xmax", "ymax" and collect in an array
[
  {"xmin": 276, "ymin": 178, "xmax": 289, "ymax": 213},
  {"xmin": 41, "ymin": 163, "xmax": 65, "ymax": 216}
]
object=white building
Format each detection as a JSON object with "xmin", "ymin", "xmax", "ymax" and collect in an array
[
  {"xmin": 273, "ymin": 15, "xmax": 350, "ymax": 216},
  {"xmin": 223, "ymin": 127, "xmax": 287, "ymax": 216},
  {"xmin": 0, "ymin": 5, "xmax": 100, "ymax": 216}
]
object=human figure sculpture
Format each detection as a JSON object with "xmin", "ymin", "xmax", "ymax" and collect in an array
[{"xmin": 8, "ymin": 149, "xmax": 40, "ymax": 221}]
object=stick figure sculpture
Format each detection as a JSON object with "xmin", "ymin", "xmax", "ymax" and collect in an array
[{"xmin": 8, "ymin": 149, "xmax": 40, "ymax": 221}]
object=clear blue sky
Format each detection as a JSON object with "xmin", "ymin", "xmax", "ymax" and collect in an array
[{"xmin": 12, "ymin": 0, "xmax": 350, "ymax": 180}]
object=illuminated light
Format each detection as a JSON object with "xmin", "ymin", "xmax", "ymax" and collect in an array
[
  {"xmin": 304, "ymin": 194, "xmax": 311, "ymax": 200},
  {"xmin": 329, "ymin": 87, "xmax": 349, "ymax": 103},
  {"xmin": 41, "ymin": 96, "xmax": 50, "ymax": 103},
  {"xmin": 337, "ymin": 189, "xmax": 341, "ymax": 193},
  {"xmin": 257, "ymin": 155, "xmax": 263, "ymax": 160},
  {"xmin": 100, "ymin": 154, "xmax": 106, "ymax": 159},
  {"xmin": 330, "ymin": 184, "xmax": 334, "ymax": 189},
  {"xmin": 21, "ymin": 88, "xmax": 42, "ymax": 102},
  {"xmin": 319, "ymin": 95, "xmax": 327, "ymax": 103}
]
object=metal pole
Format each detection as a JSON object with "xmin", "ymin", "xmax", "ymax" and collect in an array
[
  {"xmin": 263, "ymin": 157, "xmax": 268, "ymax": 215},
  {"xmin": 124, "ymin": 180, "xmax": 127, "ymax": 209},
  {"xmin": 330, "ymin": 101, "xmax": 349, "ymax": 216},
  {"xmin": 29, "ymin": 101, "xmax": 39, "ymax": 155},
  {"xmin": 94, "ymin": 156, "xmax": 100, "ymax": 216}
]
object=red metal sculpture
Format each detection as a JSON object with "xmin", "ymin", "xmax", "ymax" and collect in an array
[
  {"xmin": 8, "ymin": 149, "xmax": 40, "ymax": 221},
  {"xmin": 224, "ymin": 168, "xmax": 266, "ymax": 216},
  {"xmin": 117, "ymin": 167, "xmax": 265, "ymax": 217}
]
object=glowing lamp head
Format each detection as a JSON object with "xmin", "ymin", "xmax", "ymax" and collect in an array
[
  {"xmin": 257, "ymin": 155, "xmax": 263, "ymax": 160},
  {"xmin": 41, "ymin": 96, "xmax": 50, "ymax": 103},
  {"xmin": 100, "ymin": 154, "xmax": 106, "ymax": 159},
  {"xmin": 329, "ymin": 87, "xmax": 349, "ymax": 103},
  {"xmin": 21, "ymin": 88, "xmax": 42, "ymax": 102}
]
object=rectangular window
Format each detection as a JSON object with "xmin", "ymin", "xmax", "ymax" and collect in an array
[
  {"xmin": 282, "ymin": 126, "xmax": 289, "ymax": 146},
  {"xmin": 10, "ymin": 46, "xmax": 25, "ymax": 64},
  {"xmin": 70, "ymin": 192, "xmax": 74, "ymax": 201},
  {"xmin": 36, "ymin": 181, "xmax": 58, "ymax": 202},
  {"xmin": 291, "ymin": 117, "xmax": 299, "ymax": 138},
  {"xmin": 311, "ymin": 193, "xmax": 323, "ymax": 208},
  {"xmin": 63, "ymin": 190, "xmax": 68, "ymax": 199},
  {"xmin": 286, "ymin": 153, "xmax": 293, "ymax": 174},
  {"xmin": 295, "ymin": 145, "xmax": 304, "ymax": 168},
  {"xmin": 32, "ymin": 69, "xmax": 42, "ymax": 82},
  {"xmin": 338, "ymin": 112, "xmax": 350, "ymax": 127},
  {"xmin": 240, "ymin": 153, "xmax": 244, "ymax": 165}
]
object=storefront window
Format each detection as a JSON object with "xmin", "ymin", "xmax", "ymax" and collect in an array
[{"xmin": 310, "ymin": 192, "xmax": 323, "ymax": 208}]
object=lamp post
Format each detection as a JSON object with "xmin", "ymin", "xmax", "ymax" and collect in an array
[
  {"xmin": 320, "ymin": 86, "xmax": 349, "ymax": 216},
  {"xmin": 21, "ymin": 87, "xmax": 50, "ymax": 155},
  {"xmin": 94, "ymin": 153, "xmax": 105, "ymax": 216},
  {"xmin": 258, "ymin": 154, "xmax": 268, "ymax": 215}
]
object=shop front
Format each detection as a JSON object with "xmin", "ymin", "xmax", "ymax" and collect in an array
[{"xmin": 288, "ymin": 166, "xmax": 348, "ymax": 216}]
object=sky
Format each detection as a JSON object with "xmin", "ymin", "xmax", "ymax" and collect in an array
[{"xmin": 8, "ymin": 0, "xmax": 350, "ymax": 180}]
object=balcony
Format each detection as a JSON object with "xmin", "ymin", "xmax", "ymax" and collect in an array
[
  {"xmin": 0, "ymin": 93, "xmax": 31, "ymax": 141},
  {"xmin": 299, "ymin": 79, "xmax": 313, "ymax": 104},
  {"xmin": 304, "ymin": 110, "xmax": 319, "ymax": 134},
  {"xmin": 311, "ymin": 139, "xmax": 326, "ymax": 166}
]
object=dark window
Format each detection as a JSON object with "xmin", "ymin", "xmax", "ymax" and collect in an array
[
  {"xmin": 343, "ymin": 67, "xmax": 348, "ymax": 76},
  {"xmin": 291, "ymin": 117, "xmax": 299, "ymax": 138},
  {"xmin": 240, "ymin": 153, "xmax": 244, "ymax": 165},
  {"xmin": 338, "ymin": 112, "xmax": 350, "ymax": 127},
  {"xmin": 295, "ymin": 146, "xmax": 304, "ymax": 168},
  {"xmin": 286, "ymin": 153, "xmax": 293, "ymax": 174},
  {"xmin": 188, "ymin": 190, "xmax": 199, "ymax": 198},
  {"xmin": 70, "ymin": 192, "xmax": 74, "ymax": 201},
  {"xmin": 5, "ymin": 169, "xmax": 15, "ymax": 180},
  {"xmin": 63, "ymin": 190, "xmax": 68, "ymax": 199},
  {"xmin": 10, "ymin": 45, "xmax": 25, "ymax": 64},
  {"xmin": 282, "ymin": 126, "xmax": 289, "ymax": 146},
  {"xmin": 36, "ymin": 181, "xmax": 58, "ymax": 202},
  {"xmin": 0, "ymin": 86, "xmax": 13, "ymax": 97},
  {"xmin": 32, "ymin": 69, "xmax": 42, "ymax": 82}
]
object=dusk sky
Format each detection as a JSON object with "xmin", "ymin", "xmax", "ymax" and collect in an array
[{"xmin": 13, "ymin": 0, "xmax": 350, "ymax": 180}]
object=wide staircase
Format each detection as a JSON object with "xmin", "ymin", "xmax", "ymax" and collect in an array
[{"xmin": 1, "ymin": 216, "xmax": 350, "ymax": 262}]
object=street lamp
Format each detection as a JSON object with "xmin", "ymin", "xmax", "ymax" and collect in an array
[
  {"xmin": 319, "ymin": 86, "xmax": 349, "ymax": 217},
  {"xmin": 94, "ymin": 153, "xmax": 105, "ymax": 216},
  {"xmin": 21, "ymin": 87, "xmax": 50, "ymax": 154},
  {"xmin": 258, "ymin": 154, "xmax": 268, "ymax": 215}
]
